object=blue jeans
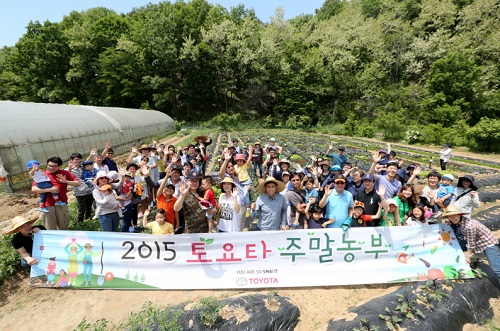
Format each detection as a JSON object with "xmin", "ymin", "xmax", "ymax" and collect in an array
[
  {"xmin": 36, "ymin": 181, "xmax": 58, "ymax": 203},
  {"xmin": 484, "ymin": 244, "xmax": 500, "ymax": 278},
  {"xmin": 99, "ymin": 212, "xmax": 119, "ymax": 232},
  {"xmin": 120, "ymin": 204, "xmax": 134, "ymax": 232},
  {"xmin": 253, "ymin": 160, "xmax": 263, "ymax": 177}
]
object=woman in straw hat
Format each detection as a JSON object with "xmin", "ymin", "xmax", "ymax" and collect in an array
[
  {"xmin": 443, "ymin": 205, "xmax": 500, "ymax": 277},
  {"xmin": 217, "ymin": 177, "xmax": 243, "ymax": 232},
  {"xmin": 5, "ymin": 215, "xmax": 45, "ymax": 268},
  {"xmin": 249, "ymin": 177, "xmax": 287, "ymax": 231}
]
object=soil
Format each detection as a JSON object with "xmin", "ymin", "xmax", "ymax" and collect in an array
[{"xmin": 1, "ymin": 134, "xmax": 499, "ymax": 331}]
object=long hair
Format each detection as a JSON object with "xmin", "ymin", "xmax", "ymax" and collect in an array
[{"xmin": 397, "ymin": 184, "xmax": 413, "ymax": 203}]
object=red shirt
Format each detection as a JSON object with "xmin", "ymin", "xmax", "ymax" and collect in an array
[
  {"xmin": 156, "ymin": 194, "xmax": 177, "ymax": 227},
  {"xmin": 32, "ymin": 169, "xmax": 78, "ymax": 206},
  {"xmin": 203, "ymin": 188, "xmax": 216, "ymax": 208}
]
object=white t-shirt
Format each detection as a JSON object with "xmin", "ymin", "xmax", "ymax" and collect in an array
[{"xmin": 218, "ymin": 193, "xmax": 240, "ymax": 232}]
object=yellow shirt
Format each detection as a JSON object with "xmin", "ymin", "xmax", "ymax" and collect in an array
[
  {"xmin": 145, "ymin": 221, "xmax": 174, "ymax": 235},
  {"xmin": 234, "ymin": 163, "xmax": 250, "ymax": 182}
]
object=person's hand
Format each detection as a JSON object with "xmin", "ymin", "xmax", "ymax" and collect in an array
[
  {"xmin": 398, "ymin": 159, "xmax": 404, "ymax": 167},
  {"xmin": 250, "ymin": 202, "xmax": 256, "ymax": 211},
  {"xmin": 231, "ymin": 187, "xmax": 239, "ymax": 198},
  {"xmin": 152, "ymin": 139, "xmax": 158, "ymax": 145},
  {"xmin": 33, "ymin": 164, "xmax": 40, "ymax": 171},
  {"xmin": 56, "ymin": 174, "xmax": 68, "ymax": 184},
  {"xmin": 376, "ymin": 184, "xmax": 386, "ymax": 198},
  {"xmin": 470, "ymin": 191, "xmax": 477, "ymax": 198},
  {"xmin": 171, "ymin": 155, "xmax": 178, "ymax": 163},
  {"xmin": 413, "ymin": 166, "xmax": 422, "ymax": 176},
  {"xmin": 25, "ymin": 256, "xmax": 38, "ymax": 266},
  {"xmin": 309, "ymin": 197, "xmax": 317, "ymax": 205},
  {"xmin": 179, "ymin": 181, "xmax": 189, "ymax": 195},
  {"xmin": 325, "ymin": 185, "xmax": 333, "ymax": 197},
  {"xmin": 31, "ymin": 227, "xmax": 41, "ymax": 234},
  {"xmin": 371, "ymin": 151, "xmax": 381, "ymax": 163},
  {"xmin": 224, "ymin": 152, "xmax": 232, "ymax": 161},
  {"xmin": 428, "ymin": 190, "xmax": 435, "ymax": 200},
  {"xmin": 465, "ymin": 256, "xmax": 471, "ymax": 265},
  {"xmin": 328, "ymin": 144, "xmax": 333, "ymax": 150},
  {"xmin": 341, "ymin": 224, "xmax": 349, "ymax": 232},
  {"xmin": 272, "ymin": 158, "xmax": 279, "ymax": 165},
  {"xmin": 67, "ymin": 162, "xmax": 76, "ymax": 171},
  {"xmin": 280, "ymin": 226, "xmax": 288, "ymax": 231},
  {"xmin": 141, "ymin": 165, "xmax": 150, "ymax": 177},
  {"xmin": 105, "ymin": 141, "xmax": 112, "ymax": 149},
  {"xmin": 131, "ymin": 146, "xmax": 138, "ymax": 154},
  {"xmin": 144, "ymin": 208, "xmax": 150, "ymax": 217}
]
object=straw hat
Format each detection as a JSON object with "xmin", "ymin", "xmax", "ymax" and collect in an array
[
  {"xmin": 279, "ymin": 159, "xmax": 291, "ymax": 167},
  {"xmin": 413, "ymin": 184, "xmax": 426, "ymax": 195},
  {"xmin": 217, "ymin": 177, "xmax": 236, "ymax": 189},
  {"xmin": 442, "ymin": 206, "xmax": 468, "ymax": 217},
  {"xmin": 5, "ymin": 215, "xmax": 38, "ymax": 235},
  {"xmin": 139, "ymin": 144, "xmax": 151, "ymax": 150},
  {"xmin": 254, "ymin": 141, "xmax": 261, "ymax": 146},
  {"xmin": 194, "ymin": 135, "xmax": 208, "ymax": 143},
  {"xmin": 83, "ymin": 243, "xmax": 93, "ymax": 248},
  {"xmin": 257, "ymin": 177, "xmax": 285, "ymax": 193}
]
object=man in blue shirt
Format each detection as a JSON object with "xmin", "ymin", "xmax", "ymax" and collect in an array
[
  {"xmin": 250, "ymin": 177, "xmax": 288, "ymax": 230},
  {"xmin": 325, "ymin": 144, "xmax": 348, "ymax": 167},
  {"xmin": 319, "ymin": 175, "xmax": 353, "ymax": 229}
]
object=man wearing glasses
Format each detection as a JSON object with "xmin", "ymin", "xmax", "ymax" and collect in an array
[
  {"xmin": 31, "ymin": 157, "xmax": 81, "ymax": 230},
  {"xmin": 101, "ymin": 141, "xmax": 118, "ymax": 172},
  {"xmin": 319, "ymin": 175, "xmax": 353, "ymax": 229}
]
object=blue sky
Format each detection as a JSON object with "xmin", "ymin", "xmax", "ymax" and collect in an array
[{"xmin": 0, "ymin": 0, "xmax": 325, "ymax": 48}]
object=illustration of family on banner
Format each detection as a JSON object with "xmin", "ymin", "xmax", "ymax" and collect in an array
[{"xmin": 29, "ymin": 225, "xmax": 473, "ymax": 289}]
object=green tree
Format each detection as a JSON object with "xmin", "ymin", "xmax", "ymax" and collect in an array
[{"xmin": 466, "ymin": 117, "xmax": 500, "ymax": 152}]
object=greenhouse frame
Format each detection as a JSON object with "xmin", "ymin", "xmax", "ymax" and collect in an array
[{"xmin": 0, "ymin": 101, "xmax": 175, "ymax": 192}]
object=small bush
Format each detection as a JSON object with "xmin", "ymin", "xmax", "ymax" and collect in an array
[
  {"xmin": 196, "ymin": 296, "xmax": 222, "ymax": 328},
  {"xmin": 466, "ymin": 117, "xmax": 500, "ymax": 152}
]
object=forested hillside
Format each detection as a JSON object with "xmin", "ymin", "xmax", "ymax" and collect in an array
[{"xmin": 1, "ymin": 0, "xmax": 499, "ymax": 149}]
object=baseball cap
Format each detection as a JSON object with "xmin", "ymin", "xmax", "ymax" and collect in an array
[
  {"xmin": 338, "ymin": 145, "xmax": 345, "ymax": 151},
  {"xmin": 124, "ymin": 172, "xmax": 133, "ymax": 178},
  {"xmin": 82, "ymin": 160, "xmax": 93, "ymax": 167},
  {"xmin": 100, "ymin": 184, "xmax": 112, "ymax": 191},
  {"xmin": 362, "ymin": 173, "xmax": 375, "ymax": 182},
  {"xmin": 26, "ymin": 160, "xmax": 40, "ymax": 169},
  {"xmin": 186, "ymin": 170, "xmax": 201, "ymax": 180},
  {"xmin": 442, "ymin": 174, "xmax": 454, "ymax": 181},
  {"xmin": 330, "ymin": 165, "xmax": 342, "ymax": 171},
  {"xmin": 386, "ymin": 198, "xmax": 397, "ymax": 206}
]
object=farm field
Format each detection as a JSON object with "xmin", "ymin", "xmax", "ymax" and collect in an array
[{"xmin": 1, "ymin": 129, "xmax": 500, "ymax": 331}]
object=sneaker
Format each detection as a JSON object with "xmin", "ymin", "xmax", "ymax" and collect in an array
[
  {"xmin": 55, "ymin": 201, "xmax": 67, "ymax": 206},
  {"xmin": 92, "ymin": 215, "xmax": 99, "ymax": 220},
  {"xmin": 38, "ymin": 207, "xmax": 50, "ymax": 213}
]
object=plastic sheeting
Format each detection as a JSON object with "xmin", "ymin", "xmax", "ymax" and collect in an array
[{"xmin": 328, "ymin": 263, "xmax": 500, "ymax": 331}]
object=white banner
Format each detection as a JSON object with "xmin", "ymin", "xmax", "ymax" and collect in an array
[{"xmin": 29, "ymin": 225, "xmax": 473, "ymax": 289}]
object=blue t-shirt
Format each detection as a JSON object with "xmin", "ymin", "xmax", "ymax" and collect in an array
[
  {"xmin": 307, "ymin": 217, "xmax": 329, "ymax": 229},
  {"xmin": 375, "ymin": 175, "xmax": 402, "ymax": 199},
  {"xmin": 437, "ymin": 183, "xmax": 454, "ymax": 202},
  {"xmin": 305, "ymin": 188, "xmax": 319, "ymax": 203},
  {"xmin": 326, "ymin": 153, "xmax": 347, "ymax": 167},
  {"xmin": 325, "ymin": 189, "xmax": 354, "ymax": 228}
]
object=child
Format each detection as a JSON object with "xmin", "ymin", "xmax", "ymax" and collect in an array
[
  {"xmin": 93, "ymin": 184, "xmax": 122, "ymax": 220},
  {"xmin": 304, "ymin": 202, "xmax": 334, "ymax": 229},
  {"xmin": 406, "ymin": 205, "xmax": 430, "ymax": 226},
  {"xmin": 296, "ymin": 176, "xmax": 319, "ymax": 226},
  {"xmin": 142, "ymin": 208, "xmax": 174, "ymax": 235},
  {"xmin": 54, "ymin": 269, "xmax": 69, "ymax": 288},
  {"xmin": 380, "ymin": 198, "xmax": 401, "ymax": 226},
  {"xmin": 46, "ymin": 257, "xmax": 56, "ymax": 285},
  {"xmin": 26, "ymin": 160, "xmax": 65, "ymax": 213},
  {"xmin": 341, "ymin": 201, "xmax": 381, "ymax": 230},
  {"xmin": 234, "ymin": 153, "xmax": 253, "ymax": 187},
  {"xmin": 156, "ymin": 178, "xmax": 180, "ymax": 231},
  {"xmin": 119, "ymin": 172, "xmax": 135, "ymax": 210},
  {"xmin": 82, "ymin": 160, "xmax": 97, "ymax": 188},
  {"xmin": 434, "ymin": 174, "xmax": 455, "ymax": 216}
]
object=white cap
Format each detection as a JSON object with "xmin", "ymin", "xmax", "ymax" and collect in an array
[
  {"xmin": 269, "ymin": 138, "xmax": 276, "ymax": 141},
  {"xmin": 386, "ymin": 198, "xmax": 397, "ymax": 206},
  {"xmin": 442, "ymin": 174, "xmax": 454, "ymax": 181}
]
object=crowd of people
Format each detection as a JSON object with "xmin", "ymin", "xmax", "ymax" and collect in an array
[{"xmin": 5, "ymin": 135, "xmax": 500, "ymax": 278}]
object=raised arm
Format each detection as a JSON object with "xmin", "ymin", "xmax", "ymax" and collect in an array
[{"xmin": 101, "ymin": 141, "xmax": 112, "ymax": 157}]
